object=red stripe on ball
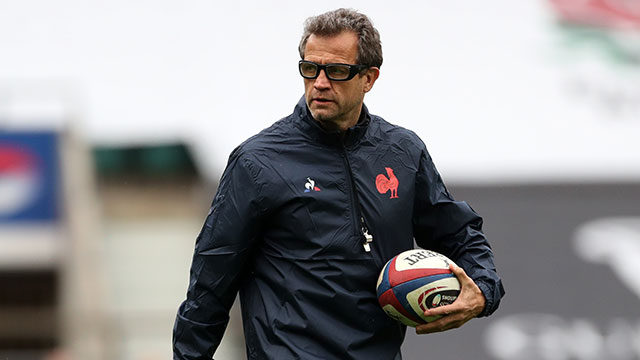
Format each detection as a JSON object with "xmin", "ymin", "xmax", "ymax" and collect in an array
[
  {"xmin": 378, "ymin": 288, "xmax": 423, "ymax": 325},
  {"xmin": 387, "ymin": 256, "xmax": 452, "ymax": 287}
]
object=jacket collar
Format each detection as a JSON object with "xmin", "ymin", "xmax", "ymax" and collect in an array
[{"xmin": 294, "ymin": 96, "xmax": 371, "ymax": 148}]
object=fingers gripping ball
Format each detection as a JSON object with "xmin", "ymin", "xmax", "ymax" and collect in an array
[{"xmin": 376, "ymin": 249, "xmax": 461, "ymax": 327}]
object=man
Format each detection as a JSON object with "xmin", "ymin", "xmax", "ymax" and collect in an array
[{"xmin": 174, "ymin": 8, "xmax": 504, "ymax": 360}]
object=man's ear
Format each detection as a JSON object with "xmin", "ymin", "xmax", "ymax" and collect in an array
[{"xmin": 363, "ymin": 67, "xmax": 380, "ymax": 93}]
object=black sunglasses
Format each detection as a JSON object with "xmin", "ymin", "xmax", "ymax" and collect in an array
[{"xmin": 299, "ymin": 60, "xmax": 369, "ymax": 81}]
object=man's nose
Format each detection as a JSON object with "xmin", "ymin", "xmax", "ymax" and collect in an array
[{"xmin": 313, "ymin": 69, "xmax": 331, "ymax": 89}]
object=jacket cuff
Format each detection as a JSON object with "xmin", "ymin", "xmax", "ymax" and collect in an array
[
  {"xmin": 173, "ymin": 310, "xmax": 229, "ymax": 359},
  {"xmin": 475, "ymin": 281, "xmax": 494, "ymax": 318}
]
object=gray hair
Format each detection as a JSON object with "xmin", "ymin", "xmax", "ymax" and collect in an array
[{"xmin": 298, "ymin": 8, "xmax": 383, "ymax": 68}]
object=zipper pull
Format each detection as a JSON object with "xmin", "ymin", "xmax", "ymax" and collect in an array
[{"xmin": 361, "ymin": 217, "xmax": 373, "ymax": 252}]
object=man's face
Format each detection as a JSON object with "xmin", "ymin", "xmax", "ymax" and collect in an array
[{"xmin": 303, "ymin": 31, "xmax": 379, "ymax": 132}]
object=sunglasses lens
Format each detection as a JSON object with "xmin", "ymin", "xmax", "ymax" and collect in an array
[
  {"xmin": 326, "ymin": 65, "xmax": 350, "ymax": 80},
  {"xmin": 299, "ymin": 62, "xmax": 318, "ymax": 78}
]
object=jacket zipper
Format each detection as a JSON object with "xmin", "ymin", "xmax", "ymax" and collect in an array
[{"xmin": 339, "ymin": 143, "xmax": 374, "ymax": 253}]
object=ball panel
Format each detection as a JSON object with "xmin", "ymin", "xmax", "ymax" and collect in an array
[
  {"xmin": 376, "ymin": 258, "xmax": 392, "ymax": 298},
  {"xmin": 387, "ymin": 267, "xmax": 452, "ymax": 288},
  {"xmin": 381, "ymin": 305, "xmax": 421, "ymax": 327},
  {"xmin": 378, "ymin": 288, "xmax": 423, "ymax": 326},
  {"xmin": 405, "ymin": 276, "xmax": 461, "ymax": 322},
  {"xmin": 392, "ymin": 249, "xmax": 453, "ymax": 272},
  {"xmin": 392, "ymin": 274, "xmax": 457, "ymax": 323}
]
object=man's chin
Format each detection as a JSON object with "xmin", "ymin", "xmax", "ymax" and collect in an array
[{"xmin": 309, "ymin": 108, "xmax": 336, "ymax": 123}]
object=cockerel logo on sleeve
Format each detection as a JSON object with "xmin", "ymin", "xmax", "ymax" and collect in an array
[{"xmin": 376, "ymin": 167, "xmax": 399, "ymax": 199}]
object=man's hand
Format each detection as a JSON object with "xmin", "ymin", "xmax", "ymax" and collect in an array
[{"xmin": 415, "ymin": 263, "xmax": 485, "ymax": 335}]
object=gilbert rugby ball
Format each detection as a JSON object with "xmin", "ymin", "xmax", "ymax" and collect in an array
[{"xmin": 376, "ymin": 249, "xmax": 461, "ymax": 327}]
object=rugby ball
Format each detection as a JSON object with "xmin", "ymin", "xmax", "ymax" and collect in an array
[{"xmin": 376, "ymin": 249, "xmax": 461, "ymax": 327}]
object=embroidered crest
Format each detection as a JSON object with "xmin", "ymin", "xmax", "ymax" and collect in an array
[{"xmin": 376, "ymin": 167, "xmax": 399, "ymax": 199}]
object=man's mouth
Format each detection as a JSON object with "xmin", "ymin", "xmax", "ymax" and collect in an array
[{"xmin": 313, "ymin": 98, "xmax": 333, "ymax": 105}]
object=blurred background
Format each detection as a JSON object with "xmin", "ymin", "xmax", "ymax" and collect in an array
[{"xmin": 0, "ymin": 0, "xmax": 639, "ymax": 359}]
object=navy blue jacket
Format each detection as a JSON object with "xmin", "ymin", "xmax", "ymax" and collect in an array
[{"xmin": 173, "ymin": 97, "xmax": 505, "ymax": 359}]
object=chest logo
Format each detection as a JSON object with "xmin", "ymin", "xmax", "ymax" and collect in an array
[
  {"xmin": 304, "ymin": 177, "xmax": 321, "ymax": 192},
  {"xmin": 376, "ymin": 167, "xmax": 399, "ymax": 199}
]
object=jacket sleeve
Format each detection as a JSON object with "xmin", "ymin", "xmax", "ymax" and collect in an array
[
  {"xmin": 412, "ymin": 148, "xmax": 505, "ymax": 317},
  {"xmin": 173, "ymin": 150, "xmax": 266, "ymax": 359}
]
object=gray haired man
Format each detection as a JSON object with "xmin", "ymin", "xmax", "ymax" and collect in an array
[{"xmin": 173, "ymin": 8, "xmax": 505, "ymax": 360}]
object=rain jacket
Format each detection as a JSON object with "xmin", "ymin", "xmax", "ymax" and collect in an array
[{"xmin": 173, "ymin": 97, "xmax": 505, "ymax": 360}]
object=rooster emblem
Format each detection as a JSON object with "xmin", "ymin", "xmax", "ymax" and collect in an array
[{"xmin": 376, "ymin": 167, "xmax": 399, "ymax": 199}]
